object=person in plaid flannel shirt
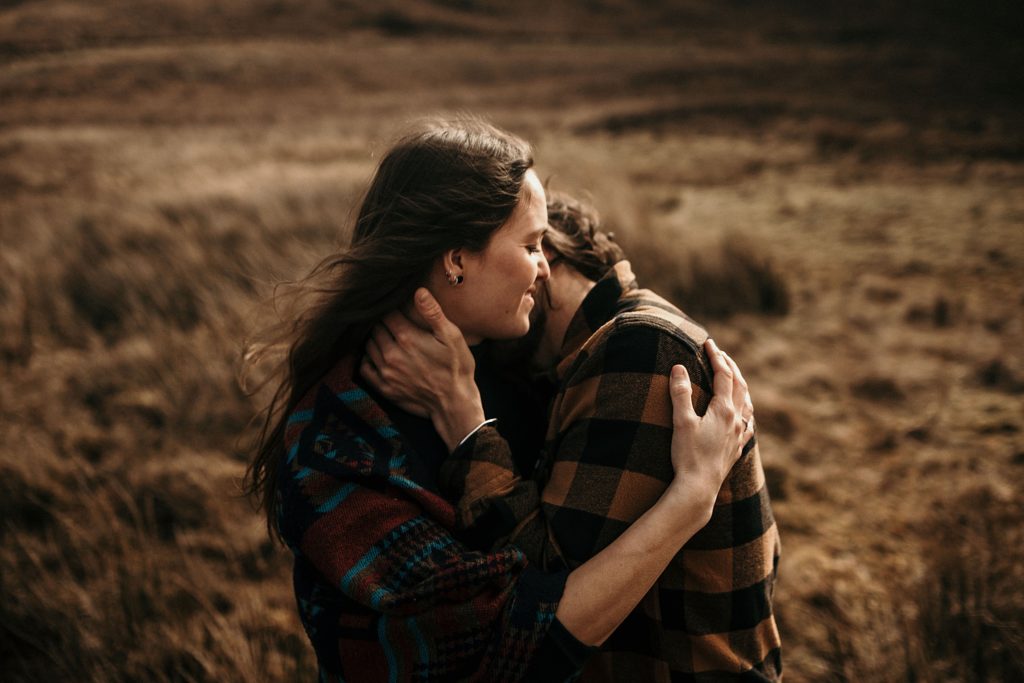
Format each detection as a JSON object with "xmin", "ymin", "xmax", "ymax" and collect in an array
[
  {"xmin": 247, "ymin": 119, "xmax": 757, "ymax": 682},
  {"xmin": 369, "ymin": 193, "xmax": 781, "ymax": 681}
]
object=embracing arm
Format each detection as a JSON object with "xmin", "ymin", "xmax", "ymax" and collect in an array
[
  {"xmin": 554, "ymin": 362, "xmax": 746, "ymax": 645},
  {"xmin": 280, "ymin": 388, "xmax": 590, "ymax": 681},
  {"xmin": 360, "ymin": 290, "xmax": 753, "ymax": 646}
]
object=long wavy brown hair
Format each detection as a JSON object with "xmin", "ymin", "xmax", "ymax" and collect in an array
[{"xmin": 243, "ymin": 118, "xmax": 534, "ymax": 540}]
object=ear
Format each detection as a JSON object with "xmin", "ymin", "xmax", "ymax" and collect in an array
[{"xmin": 442, "ymin": 248, "xmax": 465, "ymax": 278}]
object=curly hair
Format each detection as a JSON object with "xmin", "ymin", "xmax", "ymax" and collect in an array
[{"xmin": 543, "ymin": 192, "xmax": 625, "ymax": 281}]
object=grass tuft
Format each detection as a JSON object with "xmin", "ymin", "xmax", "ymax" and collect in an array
[
  {"xmin": 619, "ymin": 228, "xmax": 790, "ymax": 320},
  {"xmin": 911, "ymin": 487, "xmax": 1024, "ymax": 680}
]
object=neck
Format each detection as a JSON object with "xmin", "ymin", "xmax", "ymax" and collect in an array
[
  {"xmin": 536, "ymin": 265, "xmax": 595, "ymax": 369},
  {"xmin": 402, "ymin": 286, "xmax": 483, "ymax": 346}
]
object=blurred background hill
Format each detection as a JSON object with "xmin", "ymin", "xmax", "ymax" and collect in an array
[{"xmin": 1, "ymin": 1, "xmax": 1022, "ymax": 680}]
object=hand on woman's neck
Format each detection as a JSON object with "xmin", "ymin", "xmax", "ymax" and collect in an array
[{"xmin": 402, "ymin": 298, "xmax": 431, "ymax": 332}]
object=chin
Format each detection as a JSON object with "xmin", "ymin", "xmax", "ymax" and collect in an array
[
  {"xmin": 505, "ymin": 323, "xmax": 532, "ymax": 340},
  {"xmin": 515, "ymin": 312, "xmax": 535, "ymax": 336},
  {"xmin": 488, "ymin": 319, "xmax": 531, "ymax": 342}
]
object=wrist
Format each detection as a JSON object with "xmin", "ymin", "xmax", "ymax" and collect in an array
[
  {"xmin": 662, "ymin": 479, "xmax": 716, "ymax": 529},
  {"xmin": 454, "ymin": 418, "xmax": 497, "ymax": 451},
  {"xmin": 434, "ymin": 386, "xmax": 486, "ymax": 452}
]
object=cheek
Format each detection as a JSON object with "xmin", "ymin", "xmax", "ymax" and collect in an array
[
  {"xmin": 508, "ymin": 252, "xmax": 536, "ymax": 283},
  {"xmin": 498, "ymin": 288, "xmax": 521, "ymax": 314},
  {"xmin": 492, "ymin": 282, "xmax": 527, "ymax": 320},
  {"xmin": 482, "ymin": 250, "xmax": 535, "ymax": 317}
]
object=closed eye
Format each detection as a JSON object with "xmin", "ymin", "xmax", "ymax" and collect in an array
[{"xmin": 525, "ymin": 228, "xmax": 547, "ymax": 254}]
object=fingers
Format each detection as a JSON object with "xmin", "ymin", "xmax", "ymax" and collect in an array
[
  {"xmin": 365, "ymin": 328, "xmax": 385, "ymax": 370},
  {"xmin": 741, "ymin": 390, "xmax": 754, "ymax": 423},
  {"xmin": 379, "ymin": 306, "xmax": 442, "ymax": 366},
  {"xmin": 720, "ymin": 350, "xmax": 750, "ymax": 422},
  {"xmin": 379, "ymin": 309, "xmax": 414, "ymax": 346},
  {"xmin": 368, "ymin": 323, "xmax": 395, "ymax": 366},
  {"xmin": 360, "ymin": 318, "xmax": 392, "ymax": 396},
  {"xmin": 357, "ymin": 355, "xmax": 430, "ymax": 417},
  {"xmin": 705, "ymin": 338, "xmax": 734, "ymax": 406},
  {"xmin": 719, "ymin": 350, "xmax": 754, "ymax": 438},
  {"xmin": 358, "ymin": 354, "xmax": 384, "ymax": 391},
  {"xmin": 705, "ymin": 339, "xmax": 750, "ymax": 449},
  {"xmin": 414, "ymin": 288, "xmax": 459, "ymax": 342},
  {"xmin": 669, "ymin": 364, "xmax": 698, "ymax": 430},
  {"xmin": 741, "ymin": 415, "xmax": 755, "ymax": 444}
]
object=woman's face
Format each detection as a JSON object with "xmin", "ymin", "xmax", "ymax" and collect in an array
[{"xmin": 437, "ymin": 169, "xmax": 551, "ymax": 344}]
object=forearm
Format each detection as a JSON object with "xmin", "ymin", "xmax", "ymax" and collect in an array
[
  {"xmin": 442, "ymin": 332, "xmax": 701, "ymax": 563},
  {"xmin": 442, "ymin": 426, "xmax": 554, "ymax": 556},
  {"xmin": 555, "ymin": 482, "xmax": 714, "ymax": 646},
  {"xmin": 299, "ymin": 488, "xmax": 589, "ymax": 681}
]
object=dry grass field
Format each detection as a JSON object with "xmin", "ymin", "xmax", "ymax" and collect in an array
[{"xmin": 2, "ymin": 1, "xmax": 1022, "ymax": 681}]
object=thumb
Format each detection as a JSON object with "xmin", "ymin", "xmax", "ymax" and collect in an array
[{"xmin": 415, "ymin": 288, "xmax": 457, "ymax": 340}]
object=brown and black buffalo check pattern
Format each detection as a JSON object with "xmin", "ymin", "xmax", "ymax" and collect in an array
[{"xmin": 444, "ymin": 261, "xmax": 782, "ymax": 682}]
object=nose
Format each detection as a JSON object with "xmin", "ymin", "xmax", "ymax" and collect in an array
[{"xmin": 536, "ymin": 250, "xmax": 551, "ymax": 282}]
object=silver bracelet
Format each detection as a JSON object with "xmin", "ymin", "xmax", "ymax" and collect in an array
[{"xmin": 455, "ymin": 418, "xmax": 498, "ymax": 451}]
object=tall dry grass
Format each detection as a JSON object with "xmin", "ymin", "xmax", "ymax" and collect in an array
[
  {"xmin": 909, "ymin": 488, "xmax": 1024, "ymax": 681},
  {"xmin": 0, "ymin": 193, "xmax": 339, "ymax": 681},
  {"xmin": 619, "ymin": 227, "xmax": 790, "ymax": 320},
  {"xmin": 9, "ymin": 179, "xmax": 1020, "ymax": 682},
  {"xmin": 0, "ymin": 153, "xmax": 793, "ymax": 681},
  {"xmin": 2, "ymin": 1, "xmax": 1022, "ymax": 681}
]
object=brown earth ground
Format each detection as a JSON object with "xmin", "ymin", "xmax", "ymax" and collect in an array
[{"xmin": 1, "ymin": 2, "xmax": 1022, "ymax": 681}]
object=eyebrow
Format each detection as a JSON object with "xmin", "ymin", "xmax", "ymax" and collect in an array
[{"xmin": 526, "ymin": 226, "xmax": 548, "ymax": 240}]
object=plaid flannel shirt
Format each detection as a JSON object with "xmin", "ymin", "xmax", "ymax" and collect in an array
[
  {"xmin": 442, "ymin": 261, "xmax": 782, "ymax": 681},
  {"xmin": 277, "ymin": 356, "xmax": 592, "ymax": 682}
]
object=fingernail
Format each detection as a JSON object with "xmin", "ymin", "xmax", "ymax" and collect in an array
[{"xmin": 416, "ymin": 288, "xmax": 430, "ymax": 304}]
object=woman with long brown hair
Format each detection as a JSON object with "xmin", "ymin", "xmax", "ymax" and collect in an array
[{"xmin": 244, "ymin": 118, "xmax": 753, "ymax": 681}]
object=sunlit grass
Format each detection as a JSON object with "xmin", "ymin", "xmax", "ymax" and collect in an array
[{"xmin": 1, "ymin": 2, "xmax": 1022, "ymax": 681}]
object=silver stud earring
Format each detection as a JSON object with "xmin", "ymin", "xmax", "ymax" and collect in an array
[{"xmin": 446, "ymin": 271, "xmax": 464, "ymax": 287}]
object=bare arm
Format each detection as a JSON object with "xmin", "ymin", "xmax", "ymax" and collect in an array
[
  {"xmin": 362, "ymin": 289, "xmax": 753, "ymax": 646},
  {"xmin": 555, "ymin": 359, "xmax": 750, "ymax": 645}
]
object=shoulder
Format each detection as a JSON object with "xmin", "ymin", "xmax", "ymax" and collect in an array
[
  {"xmin": 552, "ymin": 289, "xmax": 716, "ymax": 428},
  {"xmin": 573, "ymin": 289, "xmax": 711, "ymax": 380},
  {"xmin": 279, "ymin": 383, "xmax": 456, "ymax": 546},
  {"xmin": 615, "ymin": 287, "xmax": 709, "ymax": 348},
  {"xmin": 296, "ymin": 385, "xmax": 395, "ymax": 474},
  {"xmin": 278, "ymin": 380, "xmax": 415, "ymax": 520}
]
